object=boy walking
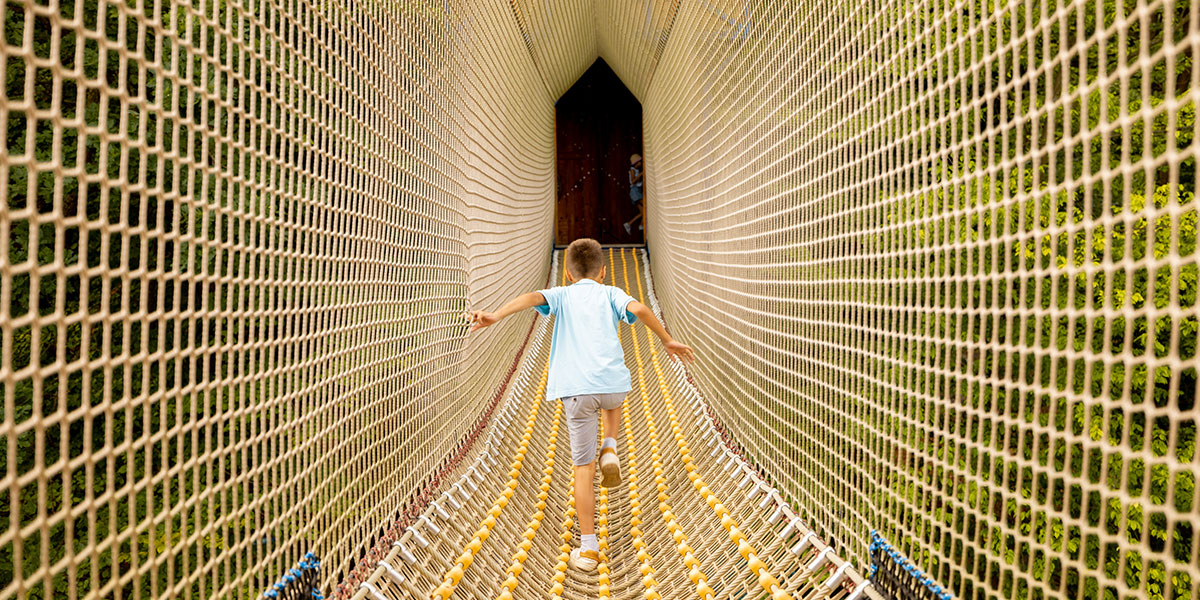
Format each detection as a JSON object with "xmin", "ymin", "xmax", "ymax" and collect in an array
[{"xmin": 466, "ymin": 239, "xmax": 694, "ymax": 572}]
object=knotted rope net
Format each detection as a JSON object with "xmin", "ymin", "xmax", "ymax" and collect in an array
[{"xmin": 1, "ymin": 0, "xmax": 1197, "ymax": 599}]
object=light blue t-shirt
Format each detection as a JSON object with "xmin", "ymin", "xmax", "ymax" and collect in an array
[{"xmin": 534, "ymin": 279, "xmax": 638, "ymax": 401}]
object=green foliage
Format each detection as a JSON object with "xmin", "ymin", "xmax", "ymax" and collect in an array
[{"xmin": 860, "ymin": 1, "xmax": 1197, "ymax": 600}]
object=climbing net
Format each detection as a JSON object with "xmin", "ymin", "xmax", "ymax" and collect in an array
[
  {"xmin": 0, "ymin": 0, "xmax": 553, "ymax": 596},
  {"xmin": 1, "ymin": 0, "xmax": 1197, "ymax": 599},
  {"xmin": 354, "ymin": 249, "xmax": 873, "ymax": 600},
  {"xmin": 645, "ymin": 1, "xmax": 1199, "ymax": 599}
]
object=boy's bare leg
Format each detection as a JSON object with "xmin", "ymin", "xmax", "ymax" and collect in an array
[
  {"xmin": 599, "ymin": 407, "xmax": 623, "ymax": 487},
  {"xmin": 574, "ymin": 463, "xmax": 596, "ymax": 535},
  {"xmin": 602, "ymin": 408, "xmax": 621, "ymax": 443}
]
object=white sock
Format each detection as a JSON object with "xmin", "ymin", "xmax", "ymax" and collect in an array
[
  {"xmin": 581, "ymin": 534, "xmax": 599, "ymax": 552},
  {"xmin": 602, "ymin": 437, "xmax": 616, "ymax": 451}
]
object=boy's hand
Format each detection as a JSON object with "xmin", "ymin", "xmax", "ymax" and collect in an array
[
  {"xmin": 466, "ymin": 310, "xmax": 498, "ymax": 332},
  {"xmin": 664, "ymin": 341, "xmax": 695, "ymax": 364}
]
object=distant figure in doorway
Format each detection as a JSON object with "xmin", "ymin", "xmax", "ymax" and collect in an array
[{"xmin": 623, "ymin": 154, "xmax": 644, "ymax": 236}]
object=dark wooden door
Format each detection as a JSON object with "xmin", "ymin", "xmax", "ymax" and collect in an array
[{"xmin": 555, "ymin": 59, "xmax": 644, "ymax": 245}]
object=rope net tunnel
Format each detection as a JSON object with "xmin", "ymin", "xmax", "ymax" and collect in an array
[{"xmin": 0, "ymin": 0, "xmax": 1196, "ymax": 598}]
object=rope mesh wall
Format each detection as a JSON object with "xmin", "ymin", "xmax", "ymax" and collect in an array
[
  {"xmin": 4, "ymin": 0, "xmax": 1199, "ymax": 598},
  {"xmin": 0, "ymin": 0, "xmax": 552, "ymax": 596},
  {"xmin": 645, "ymin": 2, "xmax": 1198, "ymax": 600},
  {"xmin": 505, "ymin": 0, "xmax": 681, "ymax": 102}
]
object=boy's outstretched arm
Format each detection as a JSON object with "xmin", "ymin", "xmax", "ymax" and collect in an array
[
  {"xmin": 466, "ymin": 292, "xmax": 547, "ymax": 332},
  {"xmin": 627, "ymin": 301, "xmax": 695, "ymax": 364}
]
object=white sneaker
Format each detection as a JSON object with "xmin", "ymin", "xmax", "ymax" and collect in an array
[
  {"xmin": 599, "ymin": 447, "xmax": 621, "ymax": 488},
  {"xmin": 569, "ymin": 547, "xmax": 599, "ymax": 572}
]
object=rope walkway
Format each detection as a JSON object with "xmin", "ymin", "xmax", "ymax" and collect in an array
[{"xmin": 354, "ymin": 248, "xmax": 875, "ymax": 600}]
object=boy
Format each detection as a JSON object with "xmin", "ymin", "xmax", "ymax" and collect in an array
[{"xmin": 466, "ymin": 238, "xmax": 694, "ymax": 572}]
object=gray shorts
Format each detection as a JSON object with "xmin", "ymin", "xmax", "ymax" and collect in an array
[{"xmin": 563, "ymin": 393, "xmax": 627, "ymax": 466}]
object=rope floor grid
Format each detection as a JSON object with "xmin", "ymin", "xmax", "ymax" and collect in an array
[{"xmin": 352, "ymin": 248, "xmax": 878, "ymax": 600}]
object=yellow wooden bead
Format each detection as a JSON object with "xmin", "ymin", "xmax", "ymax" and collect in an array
[
  {"xmin": 757, "ymin": 571, "xmax": 779, "ymax": 591},
  {"xmin": 721, "ymin": 514, "xmax": 736, "ymax": 531},
  {"xmin": 748, "ymin": 555, "xmax": 766, "ymax": 573},
  {"xmin": 446, "ymin": 564, "xmax": 464, "ymax": 584},
  {"xmin": 730, "ymin": 528, "xmax": 746, "ymax": 545}
]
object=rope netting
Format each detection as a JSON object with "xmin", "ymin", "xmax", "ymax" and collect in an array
[
  {"xmin": 1, "ymin": 0, "xmax": 553, "ymax": 596},
  {"xmin": 354, "ymin": 249, "xmax": 873, "ymax": 600},
  {"xmin": 644, "ymin": 1, "xmax": 1198, "ymax": 600},
  {"xmin": 1, "ymin": 1, "xmax": 1197, "ymax": 600}
]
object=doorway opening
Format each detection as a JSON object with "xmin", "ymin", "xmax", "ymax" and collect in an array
[{"xmin": 555, "ymin": 59, "xmax": 644, "ymax": 245}]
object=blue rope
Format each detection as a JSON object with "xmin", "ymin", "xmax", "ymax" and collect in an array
[
  {"xmin": 868, "ymin": 531, "xmax": 952, "ymax": 600},
  {"xmin": 263, "ymin": 552, "xmax": 323, "ymax": 600}
]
